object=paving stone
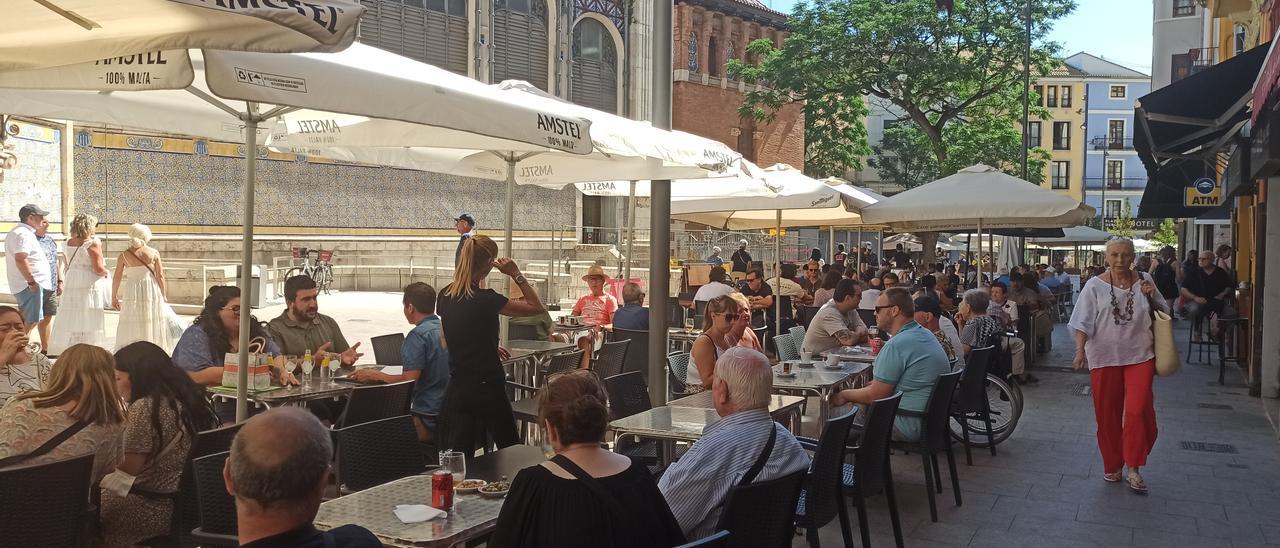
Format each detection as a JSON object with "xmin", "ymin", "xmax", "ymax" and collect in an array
[
  {"xmin": 1129, "ymin": 529, "xmax": 1234, "ymax": 548},
  {"xmin": 1194, "ymin": 517, "xmax": 1268, "ymax": 544},
  {"xmin": 1076, "ymin": 506, "xmax": 1199, "ymax": 536},
  {"xmin": 1164, "ymin": 499, "xmax": 1227, "ymax": 520},
  {"xmin": 1010, "ymin": 514, "xmax": 1134, "ymax": 546}
]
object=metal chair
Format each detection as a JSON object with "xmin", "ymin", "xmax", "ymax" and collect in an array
[
  {"xmin": 0, "ymin": 452, "xmax": 95, "ymax": 548},
  {"xmin": 797, "ymin": 306, "xmax": 821, "ymax": 329},
  {"xmin": 603, "ymin": 371, "xmax": 651, "ymax": 420},
  {"xmin": 891, "ymin": 370, "xmax": 963, "ymax": 522},
  {"xmin": 667, "ymin": 351, "xmax": 692, "ymax": 398},
  {"xmin": 788, "ymin": 325, "xmax": 807, "ymax": 344},
  {"xmin": 173, "ymin": 423, "xmax": 243, "ymax": 547},
  {"xmin": 794, "ymin": 409, "xmax": 859, "ymax": 548},
  {"xmin": 336, "ymin": 380, "xmax": 416, "ymax": 429},
  {"xmin": 752, "ymin": 326, "xmax": 769, "ymax": 345},
  {"xmin": 191, "ymin": 452, "xmax": 238, "ymax": 547},
  {"xmin": 592, "ymin": 339, "xmax": 630, "ymax": 379},
  {"xmin": 842, "ymin": 392, "xmax": 906, "ymax": 548},
  {"xmin": 675, "ymin": 531, "xmax": 730, "ymax": 547},
  {"xmin": 370, "ymin": 332, "xmax": 405, "ymax": 366},
  {"xmin": 610, "ymin": 328, "xmax": 649, "ymax": 376},
  {"xmin": 772, "ymin": 333, "xmax": 800, "ymax": 361},
  {"xmin": 334, "ymin": 415, "xmax": 426, "ymax": 493},
  {"xmin": 542, "ymin": 349, "xmax": 586, "ymax": 380},
  {"xmin": 951, "ymin": 346, "xmax": 997, "ymax": 465},
  {"xmin": 716, "ymin": 469, "xmax": 807, "ymax": 548}
]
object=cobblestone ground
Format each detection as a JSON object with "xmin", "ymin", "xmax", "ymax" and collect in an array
[{"xmin": 802, "ymin": 319, "xmax": 1280, "ymax": 547}]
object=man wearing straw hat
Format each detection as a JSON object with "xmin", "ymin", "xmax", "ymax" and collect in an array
[{"xmin": 569, "ymin": 264, "xmax": 618, "ymax": 368}]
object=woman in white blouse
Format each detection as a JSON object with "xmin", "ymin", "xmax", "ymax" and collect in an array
[{"xmin": 1068, "ymin": 238, "xmax": 1168, "ymax": 494}]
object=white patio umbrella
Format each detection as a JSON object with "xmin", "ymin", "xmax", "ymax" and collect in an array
[
  {"xmin": 1, "ymin": 0, "xmax": 364, "ymax": 70},
  {"xmin": 860, "ymin": 164, "xmax": 1095, "ymax": 284},
  {"xmin": 0, "ymin": 44, "xmax": 593, "ymax": 421},
  {"xmin": 1028, "ymin": 225, "xmax": 1115, "ymax": 246},
  {"xmin": 670, "ymin": 163, "xmax": 882, "ymax": 327}
]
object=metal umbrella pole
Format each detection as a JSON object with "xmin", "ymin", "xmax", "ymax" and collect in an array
[
  {"xmin": 625, "ymin": 180, "xmax": 636, "ymax": 279},
  {"xmin": 235, "ymin": 112, "xmax": 259, "ymax": 423},
  {"xmin": 976, "ymin": 220, "xmax": 983, "ymax": 288},
  {"xmin": 647, "ymin": 0, "xmax": 673, "ymax": 405},
  {"xmin": 775, "ymin": 209, "xmax": 782, "ymax": 330}
]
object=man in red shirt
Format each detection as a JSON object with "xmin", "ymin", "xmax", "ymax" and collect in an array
[{"xmin": 570, "ymin": 265, "xmax": 618, "ymax": 368}]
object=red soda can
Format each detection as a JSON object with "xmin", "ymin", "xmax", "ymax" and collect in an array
[{"xmin": 431, "ymin": 470, "xmax": 454, "ymax": 511}]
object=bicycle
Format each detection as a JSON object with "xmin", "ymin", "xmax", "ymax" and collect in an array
[
  {"xmin": 284, "ymin": 247, "xmax": 334, "ymax": 294},
  {"xmin": 949, "ymin": 334, "xmax": 1023, "ymax": 448}
]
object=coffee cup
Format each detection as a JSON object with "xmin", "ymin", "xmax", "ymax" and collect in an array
[
  {"xmin": 800, "ymin": 351, "xmax": 813, "ymax": 363},
  {"xmin": 826, "ymin": 354, "xmax": 840, "ymax": 366},
  {"xmin": 782, "ymin": 361, "xmax": 793, "ymax": 375}
]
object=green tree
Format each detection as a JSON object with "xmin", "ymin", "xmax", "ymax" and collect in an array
[
  {"xmin": 868, "ymin": 125, "xmax": 939, "ymax": 189},
  {"xmin": 1151, "ymin": 218, "xmax": 1178, "ymax": 248},
  {"xmin": 1110, "ymin": 198, "xmax": 1136, "ymax": 238},
  {"xmin": 730, "ymin": 0, "xmax": 1073, "ymax": 183}
]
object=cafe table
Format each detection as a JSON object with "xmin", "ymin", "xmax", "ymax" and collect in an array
[
  {"xmin": 666, "ymin": 327, "xmax": 702, "ymax": 352},
  {"xmin": 315, "ymin": 444, "xmax": 546, "ymax": 548},
  {"xmin": 610, "ymin": 394, "xmax": 807, "ymax": 465},
  {"xmin": 504, "ymin": 340, "xmax": 574, "ymax": 386},
  {"xmin": 771, "ymin": 358, "xmax": 874, "ymax": 423},
  {"xmin": 667, "ymin": 391, "xmax": 807, "ymax": 432},
  {"xmin": 208, "ymin": 367, "xmax": 358, "ymax": 408}
]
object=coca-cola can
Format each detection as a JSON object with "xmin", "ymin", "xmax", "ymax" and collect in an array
[{"xmin": 431, "ymin": 470, "xmax": 454, "ymax": 511}]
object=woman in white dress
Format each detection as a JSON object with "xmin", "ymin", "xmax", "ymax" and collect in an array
[
  {"xmin": 112, "ymin": 224, "xmax": 178, "ymax": 351},
  {"xmin": 48, "ymin": 214, "xmax": 110, "ymax": 354}
]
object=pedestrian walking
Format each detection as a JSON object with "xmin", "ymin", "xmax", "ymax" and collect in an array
[
  {"xmin": 1068, "ymin": 237, "xmax": 1168, "ymax": 493},
  {"xmin": 48, "ymin": 214, "xmax": 110, "ymax": 354},
  {"xmin": 4, "ymin": 204, "xmax": 54, "ymax": 342},
  {"xmin": 112, "ymin": 223, "xmax": 181, "ymax": 352},
  {"xmin": 436, "ymin": 235, "xmax": 546, "ymax": 455}
]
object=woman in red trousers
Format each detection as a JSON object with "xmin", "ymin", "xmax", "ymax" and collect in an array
[{"xmin": 1068, "ymin": 237, "xmax": 1169, "ymax": 493}]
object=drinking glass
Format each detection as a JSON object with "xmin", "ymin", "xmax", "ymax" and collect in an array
[
  {"xmin": 440, "ymin": 451, "xmax": 466, "ymax": 483},
  {"xmin": 301, "ymin": 359, "xmax": 315, "ymax": 381},
  {"xmin": 328, "ymin": 353, "xmax": 342, "ymax": 385},
  {"xmin": 683, "ymin": 317, "xmax": 694, "ymax": 334}
]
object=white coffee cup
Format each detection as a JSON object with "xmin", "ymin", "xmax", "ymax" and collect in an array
[
  {"xmin": 800, "ymin": 351, "xmax": 813, "ymax": 363},
  {"xmin": 826, "ymin": 354, "xmax": 840, "ymax": 366}
]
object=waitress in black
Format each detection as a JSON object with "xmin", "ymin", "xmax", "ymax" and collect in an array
[{"xmin": 437, "ymin": 234, "xmax": 547, "ymax": 455}]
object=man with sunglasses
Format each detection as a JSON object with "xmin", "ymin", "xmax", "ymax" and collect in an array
[
  {"xmin": 798, "ymin": 260, "xmax": 822, "ymax": 306},
  {"xmin": 801, "ymin": 279, "xmax": 867, "ymax": 354},
  {"xmin": 737, "ymin": 268, "xmax": 773, "ymax": 328},
  {"xmin": 829, "ymin": 287, "xmax": 949, "ymax": 442}
]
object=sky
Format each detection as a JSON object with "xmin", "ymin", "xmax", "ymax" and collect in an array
[{"xmin": 760, "ymin": 0, "xmax": 1155, "ymax": 75}]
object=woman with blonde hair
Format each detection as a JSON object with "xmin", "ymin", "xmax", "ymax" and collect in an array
[
  {"xmin": 0, "ymin": 343, "xmax": 124, "ymax": 479},
  {"xmin": 112, "ymin": 223, "xmax": 180, "ymax": 351},
  {"xmin": 1068, "ymin": 237, "xmax": 1169, "ymax": 494},
  {"xmin": 49, "ymin": 213, "xmax": 110, "ymax": 353},
  {"xmin": 688, "ymin": 294, "xmax": 753, "ymax": 390},
  {"xmin": 436, "ymin": 235, "xmax": 547, "ymax": 454}
]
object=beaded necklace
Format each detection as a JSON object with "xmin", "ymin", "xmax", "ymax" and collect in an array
[{"xmin": 1107, "ymin": 270, "xmax": 1135, "ymax": 325}]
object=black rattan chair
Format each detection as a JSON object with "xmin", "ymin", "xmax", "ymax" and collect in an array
[
  {"xmin": 891, "ymin": 370, "xmax": 963, "ymax": 522},
  {"xmin": 334, "ymin": 415, "xmax": 426, "ymax": 493},
  {"xmin": 798, "ymin": 306, "xmax": 821, "ymax": 329},
  {"xmin": 794, "ymin": 409, "xmax": 859, "ymax": 548},
  {"xmin": 592, "ymin": 339, "xmax": 630, "ymax": 379},
  {"xmin": 667, "ymin": 351, "xmax": 692, "ymax": 398},
  {"xmin": 856, "ymin": 308, "xmax": 877, "ymax": 329},
  {"xmin": 172, "ymin": 423, "xmax": 243, "ymax": 548},
  {"xmin": 842, "ymin": 392, "xmax": 905, "ymax": 548},
  {"xmin": 609, "ymin": 328, "xmax": 650, "ymax": 376},
  {"xmin": 716, "ymin": 469, "xmax": 807, "ymax": 548},
  {"xmin": 603, "ymin": 371, "xmax": 651, "ymax": 420},
  {"xmin": 542, "ymin": 350, "xmax": 585, "ymax": 381},
  {"xmin": 336, "ymin": 380, "xmax": 416, "ymax": 429},
  {"xmin": 951, "ymin": 346, "xmax": 997, "ymax": 465},
  {"xmin": 772, "ymin": 333, "xmax": 800, "ymax": 361},
  {"xmin": 370, "ymin": 332, "xmax": 405, "ymax": 366},
  {"xmin": 191, "ymin": 452, "xmax": 238, "ymax": 547},
  {"xmin": 0, "ymin": 452, "xmax": 95, "ymax": 548}
]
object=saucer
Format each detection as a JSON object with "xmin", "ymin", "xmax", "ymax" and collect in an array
[{"xmin": 776, "ymin": 371, "xmax": 797, "ymax": 378}]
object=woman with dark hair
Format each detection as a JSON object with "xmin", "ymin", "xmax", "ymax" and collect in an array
[
  {"xmin": 812, "ymin": 269, "xmax": 843, "ymax": 308},
  {"xmin": 100, "ymin": 341, "xmax": 220, "ymax": 547},
  {"xmin": 437, "ymin": 235, "xmax": 546, "ymax": 455},
  {"xmin": 172, "ymin": 286, "xmax": 297, "ymax": 387},
  {"xmin": 490, "ymin": 371, "xmax": 684, "ymax": 548}
]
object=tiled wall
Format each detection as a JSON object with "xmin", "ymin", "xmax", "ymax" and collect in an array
[
  {"xmin": 1, "ymin": 120, "xmax": 62, "ymax": 224},
  {"xmin": 73, "ymin": 144, "xmax": 578, "ymax": 232}
]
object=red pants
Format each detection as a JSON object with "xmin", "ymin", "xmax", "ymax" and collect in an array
[{"xmin": 1090, "ymin": 359, "xmax": 1157, "ymax": 472}]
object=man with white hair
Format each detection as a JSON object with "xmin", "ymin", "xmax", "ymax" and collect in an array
[
  {"xmin": 706, "ymin": 246, "xmax": 724, "ymax": 268},
  {"xmin": 658, "ymin": 347, "xmax": 810, "ymax": 541}
]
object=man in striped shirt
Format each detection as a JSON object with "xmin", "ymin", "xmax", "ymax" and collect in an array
[{"xmin": 658, "ymin": 347, "xmax": 811, "ymax": 541}]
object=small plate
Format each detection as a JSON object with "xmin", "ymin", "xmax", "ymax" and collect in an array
[
  {"xmin": 455, "ymin": 479, "xmax": 488, "ymax": 493},
  {"xmin": 823, "ymin": 363, "xmax": 846, "ymax": 370},
  {"xmin": 479, "ymin": 487, "xmax": 510, "ymax": 498},
  {"xmin": 776, "ymin": 371, "xmax": 797, "ymax": 378},
  {"xmin": 795, "ymin": 360, "xmax": 816, "ymax": 368}
]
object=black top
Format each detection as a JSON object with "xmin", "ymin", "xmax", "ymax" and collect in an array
[
  {"xmin": 737, "ymin": 281, "xmax": 774, "ymax": 325},
  {"xmin": 729, "ymin": 249, "xmax": 753, "ymax": 272},
  {"xmin": 1182, "ymin": 266, "xmax": 1233, "ymax": 301},
  {"xmin": 489, "ymin": 459, "xmax": 686, "ymax": 548},
  {"xmin": 437, "ymin": 283, "xmax": 509, "ymax": 385},
  {"xmin": 892, "ymin": 250, "xmax": 912, "ymax": 268},
  {"xmin": 239, "ymin": 524, "xmax": 380, "ymax": 548}
]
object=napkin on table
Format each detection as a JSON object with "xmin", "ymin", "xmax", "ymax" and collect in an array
[{"xmin": 394, "ymin": 504, "xmax": 447, "ymax": 523}]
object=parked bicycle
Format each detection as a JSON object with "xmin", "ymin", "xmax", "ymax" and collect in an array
[
  {"xmin": 284, "ymin": 247, "xmax": 334, "ymax": 295},
  {"xmin": 949, "ymin": 333, "xmax": 1023, "ymax": 447}
]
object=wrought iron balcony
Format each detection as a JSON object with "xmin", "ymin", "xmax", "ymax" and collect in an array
[{"xmin": 1091, "ymin": 136, "xmax": 1134, "ymax": 151}]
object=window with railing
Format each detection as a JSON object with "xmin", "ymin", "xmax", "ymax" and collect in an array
[
  {"xmin": 1173, "ymin": 0, "xmax": 1195, "ymax": 17},
  {"xmin": 1051, "ymin": 161, "xmax": 1069, "ymax": 189},
  {"xmin": 1108, "ymin": 120, "xmax": 1126, "ymax": 149},
  {"xmin": 1106, "ymin": 160, "xmax": 1124, "ymax": 189},
  {"xmin": 1053, "ymin": 121, "xmax": 1071, "ymax": 150}
]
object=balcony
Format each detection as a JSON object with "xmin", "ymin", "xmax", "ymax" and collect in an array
[
  {"xmin": 1091, "ymin": 136, "xmax": 1134, "ymax": 152},
  {"xmin": 1083, "ymin": 177, "xmax": 1146, "ymax": 191}
]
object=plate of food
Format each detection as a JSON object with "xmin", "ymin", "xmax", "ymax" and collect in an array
[
  {"xmin": 479, "ymin": 479, "xmax": 512, "ymax": 498},
  {"xmin": 455, "ymin": 479, "xmax": 488, "ymax": 493}
]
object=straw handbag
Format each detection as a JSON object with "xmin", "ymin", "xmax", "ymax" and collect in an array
[{"xmin": 1151, "ymin": 310, "xmax": 1179, "ymax": 376}]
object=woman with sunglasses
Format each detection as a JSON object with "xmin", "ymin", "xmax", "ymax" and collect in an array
[
  {"xmin": 688, "ymin": 295, "xmax": 753, "ymax": 391},
  {"xmin": 172, "ymin": 286, "xmax": 297, "ymax": 390}
]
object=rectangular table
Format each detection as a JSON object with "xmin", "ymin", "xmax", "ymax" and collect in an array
[
  {"xmin": 208, "ymin": 368, "xmax": 358, "ymax": 408},
  {"xmin": 610, "ymin": 395, "xmax": 807, "ymax": 465},
  {"xmin": 667, "ymin": 392, "xmax": 806, "ymax": 432},
  {"xmin": 667, "ymin": 328, "xmax": 701, "ymax": 353},
  {"xmin": 504, "ymin": 340, "xmax": 573, "ymax": 387},
  {"xmin": 770, "ymin": 360, "xmax": 873, "ymax": 423},
  {"xmin": 315, "ymin": 444, "xmax": 546, "ymax": 548}
]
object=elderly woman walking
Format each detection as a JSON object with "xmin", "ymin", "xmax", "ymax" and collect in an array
[{"xmin": 1068, "ymin": 237, "xmax": 1168, "ymax": 493}]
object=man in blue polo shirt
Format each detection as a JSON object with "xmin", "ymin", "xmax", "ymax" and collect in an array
[
  {"xmin": 830, "ymin": 286, "xmax": 949, "ymax": 441},
  {"xmin": 348, "ymin": 282, "xmax": 449, "ymax": 442}
]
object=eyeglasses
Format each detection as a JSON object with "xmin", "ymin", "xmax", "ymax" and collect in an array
[
  {"xmin": 874, "ymin": 305, "xmax": 896, "ymax": 312},
  {"xmin": 221, "ymin": 306, "xmax": 241, "ymax": 314},
  {"xmin": 807, "ymin": 268, "xmax": 820, "ymax": 272}
]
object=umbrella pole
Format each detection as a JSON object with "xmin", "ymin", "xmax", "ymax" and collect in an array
[
  {"xmin": 855, "ymin": 228, "xmax": 862, "ymax": 273},
  {"xmin": 235, "ymin": 116, "xmax": 258, "ymax": 423},
  {"xmin": 504, "ymin": 157, "xmax": 516, "ymax": 259},
  {"xmin": 776, "ymin": 210, "xmax": 782, "ymax": 333},
  {"xmin": 977, "ymin": 220, "xmax": 983, "ymax": 287},
  {"xmin": 626, "ymin": 181, "xmax": 636, "ymax": 280},
  {"xmin": 828, "ymin": 226, "xmax": 835, "ymax": 265},
  {"xmin": 965, "ymin": 232, "xmax": 972, "ymax": 289}
]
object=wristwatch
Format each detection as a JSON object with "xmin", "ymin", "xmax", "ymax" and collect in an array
[{"xmin": 514, "ymin": 275, "xmax": 528, "ymax": 286}]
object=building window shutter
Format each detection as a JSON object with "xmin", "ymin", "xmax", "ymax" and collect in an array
[{"xmin": 494, "ymin": 0, "xmax": 551, "ymax": 89}]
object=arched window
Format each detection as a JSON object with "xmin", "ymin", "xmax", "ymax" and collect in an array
[
  {"xmin": 358, "ymin": 0, "xmax": 469, "ymax": 75},
  {"xmin": 570, "ymin": 18, "xmax": 619, "ymax": 114},
  {"xmin": 708, "ymin": 35, "xmax": 719, "ymax": 77},
  {"xmin": 687, "ymin": 31, "xmax": 699, "ymax": 72},
  {"xmin": 493, "ymin": 0, "xmax": 550, "ymax": 89}
]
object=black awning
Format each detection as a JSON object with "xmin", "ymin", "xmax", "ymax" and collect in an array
[
  {"xmin": 1135, "ymin": 43, "xmax": 1269, "ymax": 172},
  {"xmin": 1136, "ymin": 158, "xmax": 1220, "ymax": 218}
]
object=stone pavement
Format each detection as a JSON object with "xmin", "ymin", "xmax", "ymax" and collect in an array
[{"xmin": 800, "ymin": 319, "xmax": 1280, "ymax": 547}]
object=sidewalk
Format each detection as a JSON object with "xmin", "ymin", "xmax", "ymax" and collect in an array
[{"xmin": 804, "ymin": 320, "xmax": 1280, "ymax": 547}]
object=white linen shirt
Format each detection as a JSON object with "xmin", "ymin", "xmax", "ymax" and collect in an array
[
  {"xmin": 1067, "ymin": 272, "xmax": 1169, "ymax": 369},
  {"xmin": 4, "ymin": 223, "xmax": 50, "ymax": 293}
]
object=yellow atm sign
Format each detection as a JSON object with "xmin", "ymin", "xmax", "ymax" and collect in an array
[{"xmin": 1185, "ymin": 177, "xmax": 1223, "ymax": 207}]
